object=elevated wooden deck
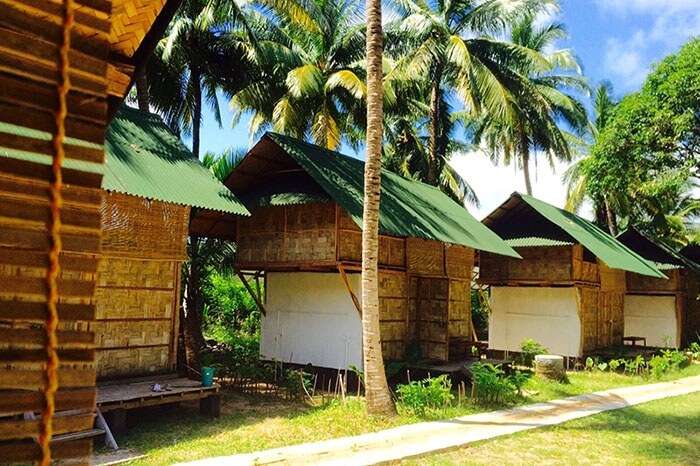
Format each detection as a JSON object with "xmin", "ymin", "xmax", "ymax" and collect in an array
[{"xmin": 97, "ymin": 374, "xmax": 219, "ymax": 414}]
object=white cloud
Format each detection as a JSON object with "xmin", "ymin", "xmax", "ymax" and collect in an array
[
  {"xmin": 604, "ymin": 34, "xmax": 649, "ymax": 89},
  {"xmin": 598, "ymin": 0, "xmax": 700, "ymax": 90},
  {"xmin": 449, "ymin": 149, "xmax": 584, "ymax": 220}
]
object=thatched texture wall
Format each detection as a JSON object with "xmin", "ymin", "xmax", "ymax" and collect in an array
[
  {"xmin": 480, "ymin": 244, "xmax": 598, "ymax": 285},
  {"xmin": 481, "ymin": 246, "xmax": 623, "ymax": 356},
  {"xmin": 238, "ymin": 202, "xmax": 475, "ymax": 363},
  {"xmin": 95, "ymin": 193, "xmax": 188, "ymax": 379}
]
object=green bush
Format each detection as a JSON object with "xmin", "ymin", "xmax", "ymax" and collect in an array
[
  {"xmin": 396, "ymin": 375, "xmax": 454, "ymax": 416},
  {"xmin": 470, "ymin": 363, "xmax": 524, "ymax": 405},
  {"xmin": 520, "ymin": 339, "xmax": 548, "ymax": 367},
  {"xmin": 202, "ymin": 271, "xmax": 260, "ymax": 341}
]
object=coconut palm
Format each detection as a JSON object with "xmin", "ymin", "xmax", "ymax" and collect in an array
[
  {"xmin": 475, "ymin": 12, "xmax": 588, "ymax": 195},
  {"xmin": 564, "ymin": 82, "xmax": 619, "ymax": 233},
  {"xmin": 383, "ymin": 98, "xmax": 480, "ymax": 206},
  {"xmin": 386, "ymin": 0, "xmax": 553, "ymax": 186},
  {"xmin": 182, "ymin": 148, "xmax": 246, "ymax": 372},
  {"xmin": 230, "ymin": 0, "xmax": 369, "ymax": 150},
  {"xmin": 361, "ymin": 0, "xmax": 396, "ymax": 415},
  {"xmin": 147, "ymin": 0, "xmax": 252, "ymax": 156}
]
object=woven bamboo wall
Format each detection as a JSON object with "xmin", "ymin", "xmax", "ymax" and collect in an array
[
  {"xmin": 577, "ymin": 285, "xmax": 600, "ymax": 353},
  {"xmin": 378, "ymin": 271, "xmax": 409, "ymax": 360},
  {"xmin": 480, "ymin": 246, "xmax": 577, "ymax": 284},
  {"xmin": 572, "ymin": 244, "xmax": 600, "ymax": 283},
  {"xmin": 236, "ymin": 202, "xmax": 337, "ymax": 268},
  {"xmin": 627, "ymin": 268, "xmax": 682, "ymax": 293},
  {"xmin": 337, "ymin": 208, "xmax": 406, "ymax": 268},
  {"xmin": 597, "ymin": 262, "xmax": 625, "ymax": 348},
  {"xmin": 685, "ymin": 272, "xmax": 700, "ymax": 345},
  {"xmin": 94, "ymin": 193, "xmax": 187, "ymax": 379}
]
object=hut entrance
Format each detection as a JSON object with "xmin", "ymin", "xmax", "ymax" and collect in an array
[{"xmin": 412, "ymin": 277, "xmax": 449, "ymax": 361}]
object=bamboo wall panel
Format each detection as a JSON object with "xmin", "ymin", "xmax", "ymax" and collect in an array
[
  {"xmin": 627, "ymin": 269, "xmax": 681, "ymax": 293},
  {"xmin": 378, "ymin": 271, "xmax": 409, "ymax": 360},
  {"xmin": 96, "ymin": 346, "xmax": 170, "ymax": 379},
  {"xmin": 337, "ymin": 208, "xmax": 406, "ymax": 268},
  {"xmin": 101, "ymin": 192, "xmax": 189, "ymax": 260},
  {"xmin": 480, "ymin": 246, "xmax": 575, "ymax": 284},
  {"xmin": 685, "ymin": 273, "xmax": 700, "ymax": 345},
  {"xmin": 445, "ymin": 245, "xmax": 473, "ymax": 279},
  {"xmin": 577, "ymin": 285, "xmax": 599, "ymax": 353},
  {"xmin": 407, "ymin": 237, "xmax": 445, "ymax": 275},
  {"xmin": 411, "ymin": 277, "xmax": 449, "ymax": 361},
  {"xmin": 237, "ymin": 203, "xmax": 337, "ymax": 267},
  {"xmin": 95, "ymin": 195, "xmax": 185, "ymax": 379},
  {"xmin": 572, "ymin": 245, "xmax": 599, "ymax": 283}
]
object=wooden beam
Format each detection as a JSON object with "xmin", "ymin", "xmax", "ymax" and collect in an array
[
  {"xmin": 337, "ymin": 263, "xmax": 362, "ymax": 316},
  {"xmin": 237, "ymin": 271, "xmax": 267, "ymax": 316}
]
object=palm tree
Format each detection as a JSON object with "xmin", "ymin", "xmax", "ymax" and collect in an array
[
  {"xmin": 230, "ymin": 0, "xmax": 369, "ymax": 149},
  {"xmin": 362, "ymin": 0, "xmax": 396, "ymax": 415},
  {"xmin": 386, "ymin": 0, "xmax": 551, "ymax": 186},
  {"xmin": 147, "ymin": 0, "xmax": 252, "ymax": 156},
  {"xmin": 145, "ymin": 0, "xmax": 253, "ymax": 372},
  {"xmin": 475, "ymin": 12, "xmax": 588, "ymax": 195},
  {"xmin": 564, "ymin": 82, "xmax": 619, "ymax": 233},
  {"xmin": 182, "ymin": 148, "xmax": 246, "ymax": 372},
  {"xmin": 383, "ymin": 100, "xmax": 480, "ymax": 206}
]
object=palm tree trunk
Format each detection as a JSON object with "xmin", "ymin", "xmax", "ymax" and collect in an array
[
  {"xmin": 183, "ymin": 237, "xmax": 206, "ymax": 375},
  {"xmin": 427, "ymin": 77, "xmax": 441, "ymax": 186},
  {"xmin": 362, "ymin": 0, "xmax": 395, "ymax": 416},
  {"xmin": 135, "ymin": 68, "xmax": 149, "ymax": 112},
  {"xmin": 191, "ymin": 66, "xmax": 202, "ymax": 159},
  {"xmin": 521, "ymin": 145, "xmax": 533, "ymax": 195},
  {"xmin": 604, "ymin": 197, "xmax": 617, "ymax": 236}
]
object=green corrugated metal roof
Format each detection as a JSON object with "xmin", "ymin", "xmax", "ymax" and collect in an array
[
  {"xmin": 261, "ymin": 133, "xmax": 520, "ymax": 257},
  {"xmin": 104, "ymin": 107, "xmax": 248, "ymax": 215},
  {"xmin": 0, "ymin": 107, "xmax": 249, "ymax": 216},
  {"xmin": 505, "ymin": 237, "xmax": 574, "ymax": 247},
  {"xmin": 484, "ymin": 192, "xmax": 665, "ymax": 278},
  {"xmin": 617, "ymin": 227, "xmax": 700, "ymax": 273},
  {"xmin": 518, "ymin": 194, "xmax": 664, "ymax": 277}
]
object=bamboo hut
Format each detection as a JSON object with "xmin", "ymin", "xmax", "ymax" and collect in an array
[
  {"xmin": 224, "ymin": 133, "xmax": 519, "ymax": 370},
  {"xmin": 0, "ymin": 1, "xmax": 182, "ymax": 462},
  {"xmin": 479, "ymin": 193, "xmax": 665, "ymax": 358},
  {"xmin": 617, "ymin": 228, "xmax": 700, "ymax": 348}
]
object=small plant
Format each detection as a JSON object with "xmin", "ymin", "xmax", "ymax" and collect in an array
[
  {"xmin": 649, "ymin": 354, "xmax": 670, "ymax": 379},
  {"xmin": 509, "ymin": 370, "xmax": 530, "ymax": 396},
  {"xmin": 585, "ymin": 357, "xmax": 596, "ymax": 371},
  {"xmin": 281, "ymin": 368, "xmax": 313, "ymax": 400},
  {"xmin": 608, "ymin": 359, "xmax": 622, "ymax": 372},
  {"xmin": 396, "ymin": 375, "xmax": 454, "ymax": 416},
  {"xmin": 470, "ymin": 363, "xmax": 516, "ymax": 405},
  {"xmin": 596, "ymin": 362, "xmax": 609, "ymax": 372},
  {"xmin": 520, "ymin": 339, "xmax": 548, "ymax": 367}
]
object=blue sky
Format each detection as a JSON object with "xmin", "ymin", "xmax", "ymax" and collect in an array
[{"xmin": 185, "ymin": 0, "xmax": 700, "ymax": 218}]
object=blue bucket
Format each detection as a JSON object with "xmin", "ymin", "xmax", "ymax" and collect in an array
[{"xmin": 201, "ymin": 366, "xmax": 215, "ymax": 387}]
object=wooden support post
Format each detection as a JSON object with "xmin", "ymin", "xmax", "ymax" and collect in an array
[
  {"xmin": 199, "ymin": 394, "xmax": 221, "ymax": 418},
  {"xmin": 95, "ymin": 409, "xmax": 119, "ymax": 451},
  {"xmin": 238, "ymin": 271, "xmax": 267, "ymax": 316},
  {"xmin": 337, "ymin": 263, "xmax": 362, "ymax": 316}
]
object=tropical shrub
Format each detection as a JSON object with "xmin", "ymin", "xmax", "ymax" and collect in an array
[
  {"xmin": 396, "ymin": 375, "xmax": 454, "ymax": 416},
  {"xmin": 520, "ymin": 339, "xmax": 548, "ymax": 367},
  {"xmin": 470, "ymin": 363, "xmax": 521, "ymax": 405}
]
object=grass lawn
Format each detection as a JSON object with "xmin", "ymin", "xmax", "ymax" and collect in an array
[
  {"xmin": 116, "ymin": 364, "xmax": 700, "ymax": 465},
  {"xmin": 409, "ymin": 390, "xmax": 700, "ymax": 465}
]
